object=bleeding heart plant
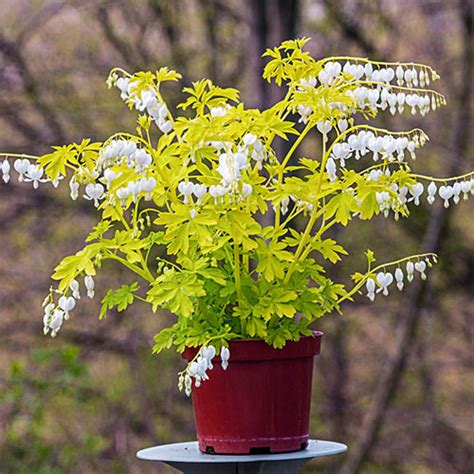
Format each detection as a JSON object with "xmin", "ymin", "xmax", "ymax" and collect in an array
[{"xmin": 1, "ymin": 38, "xmax": 472, "ymax": 393}]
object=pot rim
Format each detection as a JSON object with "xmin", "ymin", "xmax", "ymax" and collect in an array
[
  {"xmin": 183, "ymin": 330, "xmax": 323, "ymax": 362},
  {"xmin": 221, "ymin": 330, "xmax": 324, "ymax": 344}
]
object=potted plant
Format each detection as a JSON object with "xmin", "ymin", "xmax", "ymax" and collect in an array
[{"xmin": 1, "ymin": 38, "xmax": 472, "ymax": 454}]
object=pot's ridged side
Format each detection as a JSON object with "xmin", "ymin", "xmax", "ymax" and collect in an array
[{"xmin": 183, "ymin": 331, "xmax": 323, "ymax": 454}]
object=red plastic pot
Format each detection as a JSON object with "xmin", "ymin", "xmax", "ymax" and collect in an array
[{"xmin": 182, "ymin": 331, "xmax": 323, "ymax": 454}]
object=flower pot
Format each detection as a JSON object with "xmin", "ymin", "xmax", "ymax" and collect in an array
[{"xmin": 182, "ymin": 331, "xmax": 323, "ymax": 454}]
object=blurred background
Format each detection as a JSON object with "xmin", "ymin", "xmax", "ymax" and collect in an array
[{"xmin": 0, "ymin": 0, "xmax": 472, "ymax": 472}]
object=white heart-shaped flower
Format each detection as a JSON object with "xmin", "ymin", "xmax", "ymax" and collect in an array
[
  {"xmin": 59, "ymin": 295, "xmax": 76, "ymax": 312},
  {"xmin": 439, "ymin": 185, "xmax": 453, "ymax": 200},
  {"xmin": 366, "ymin": 277, "xmax": 376, "ymax": 293},
  {"xmin": 414, "ymin": 261, "xmax": 426, "ymax": 273},
  {"xmin": 376, "ymin": 272, "xmax": 393, "ymax": 295},
  {"xmin": 384, "ymin": 272, "xmax": 394, "ymax": 287},
  {"xmin": 337, "ymin": 119, "xmax": 348, "ymax": 132}
]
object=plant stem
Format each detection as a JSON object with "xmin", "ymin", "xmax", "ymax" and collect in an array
[
  {"xmin": 0, "ymin": 152, "xmax": 40, "ymax": 160},
  {"xmin": 103, "ymin": 132, "xmax": 149, "ymax": 148},
  {"xmin": 274, "ymin": 121, "xmax": 313, "ymax": 229},
  {"xmin": 233, "ymin": 241, "xmax": 246, "ymax": 334},
  {"xmin": 113, "ymin": 207, "xmax": 131, "ymax": 231},
  {"xmin": 335, "ymin": 252, "xmax": 437, "ymax": 306},
  {"xmin": 281, "ymin": 122, "xmax": 313, "ymax": 170},
  {"xmin": 283, "ymin": 130, "xmax": 327, "ymax": 283},
  {"xmin": 105, "ymin": 251, "xmax": 154, "ymax": 283},
  {"xmin": 412, "ymin": 171, "xmax": 474, "ymax": 182},
  {"xmin": 298, "ymin": 217, "xmax": 338, "ymax": 263},
  {"xmin": 139, "ymin": 252, "xmax": 155, "ymax": 282},
  {"xmin": 266, "ymin": 87, "xmax": 294, "ymax": 146},
  {"xmin": 317, "ymin": 57, "xmax": 439, "ymax": 73},
  {"xmin": 283, "ymin": 211, "xmax": 317, "ymax": 284},
  {"xmin": 233, "ymin": 242, "xmax": 242, "ymax": 300}
]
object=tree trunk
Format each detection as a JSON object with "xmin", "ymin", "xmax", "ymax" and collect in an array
[
  {"xmin": 246, "ymin": 0, "xmax": 299, "ymax": 109},
  {"xmin": 340, "ymin": 2, "xmax": 472, "ymax": 472}
]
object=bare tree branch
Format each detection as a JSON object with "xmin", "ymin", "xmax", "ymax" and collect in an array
[
  {"xmin": 16, "ymin": 1, "xmax": 70, "ymax": 44},
  {"xmin": 201, "ymin": 0, "xmax": 219, "ymax": 82},
  {"xmin": 117, "ymin": 2, "xmax": 152, "ymax": 66},
  {"xmin": 0, "ymin": 34, "xmax": 66, "ymax": 143},
  {"xmin": 0, "ymin": 102, "xmax": 47, "ymax": 144},
  {"xmin": 429, "ymin": 415, "xmax": 474, "ymax": 471},
  {"xmin": 96, "ymin": 4, "xmax": 140, "ymax": 69},
  {"xmin": 322, "ymin": 0, "xmax": 377, "ymax": 57},
  {"xmin": 147, "ymin": 0, "xmax": 187, "ymax": 72}
]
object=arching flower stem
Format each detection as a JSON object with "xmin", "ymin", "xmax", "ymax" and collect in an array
[
  {"xmin": 412, "ymin": 171, "xmax": 474, "ymax": 183},
  {"xmin": 317, "ymin": 57, "xmax": 440, "ymax": 75},
  {"xmin": 336, "ymin": 252, "xmax": 437, "ymax": 306}
]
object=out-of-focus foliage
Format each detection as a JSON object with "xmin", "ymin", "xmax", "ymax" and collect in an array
[
  {"xmin": 0, "ymin": 1, "xmax": 472, "ymax": 473},
  {"xmin": 1, "ymin": 348, "xmax": 104, "ymax": 473}
]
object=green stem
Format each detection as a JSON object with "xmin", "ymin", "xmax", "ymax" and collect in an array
[
  {"xmin": 132, "ymin": 198, "xmax": 140, "ymax": 227},
  {"xmin": 332, "ymin": 78, "xmax": 445, "ymax": 100},
  {"xmin": 105, "ymin": 251, "xmax": 154, "ymax": 283},
  {"xmin": 145, "ymin": 128, "xmax": 153, "ymax": 148},
  {"xmin": 156, "ymin": 255, "xmax": 180, "ymax": 270},
  {"xmin": 274, "ymin": 121, "xmax": 313, "ymax": 228},
  {"xmin": 283, "ymin": 211, "xmax": 318, "ymax": 284},
  {"xmin": 283, "ymin": 130, "xmax": 327, "ymax": 283},
  {"xmin": 276, "ymin": 206, "xmax": 304, "ymax": 232},
  {"xmin": 138, "ymin": 252, "xmax": 155, "ymax": 282},
  {"xmin": 108, "ymin": 67, "xmax": 131, "ymax": 78},
  {"xmin": 233, "ymin": 241, "xmax": 246, "ymax": 335},
  {"xmin": 243, "ymin": 253, "xmax": 249, "ymax": 273},
  {"xmin": 411, "ymin": 171, "xmax": 474, "ymax": 182},
  {"xmin": 113, "ymin": 207, "xmax": 131, "ymax": 231},
  {"xmin": 317, "ymin": 57, "xmax": 439, "ymax": 73},
  {"xmin": 281, "ymin": 122, "xmax": 313, "ymax": 169},
  {"xmin": 266, "ymin": 87, "xmax": 294, "ymax": 146},
  {"xmin": 298, "ymin": 217, "xmax": 337, "ymax": 263},
  {"xmin": 139, "ymin": 208, "xmax": 160, "ymax": 218},
  {"xmin": 103, "ymin": 132, "xmax": 149, "ymax": 148},
  {"xmin": 0, "ymin": 152, "xmax": 40, "ymax": 160},
  {"xmin": 233, "ymin": 242, "xmax": 242, "ymax": 300},
  {"xmin": 336, "ymin": 252, "xmax": 437, "ymax": 306},
  {"xmin": 178, "ymin": 332, "xmax": 240, "ymax": 376}
]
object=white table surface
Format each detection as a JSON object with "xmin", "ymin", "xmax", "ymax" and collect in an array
[{"xmin": 137, "ymin": 439, "xmax": 347, "ymax": 463}]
